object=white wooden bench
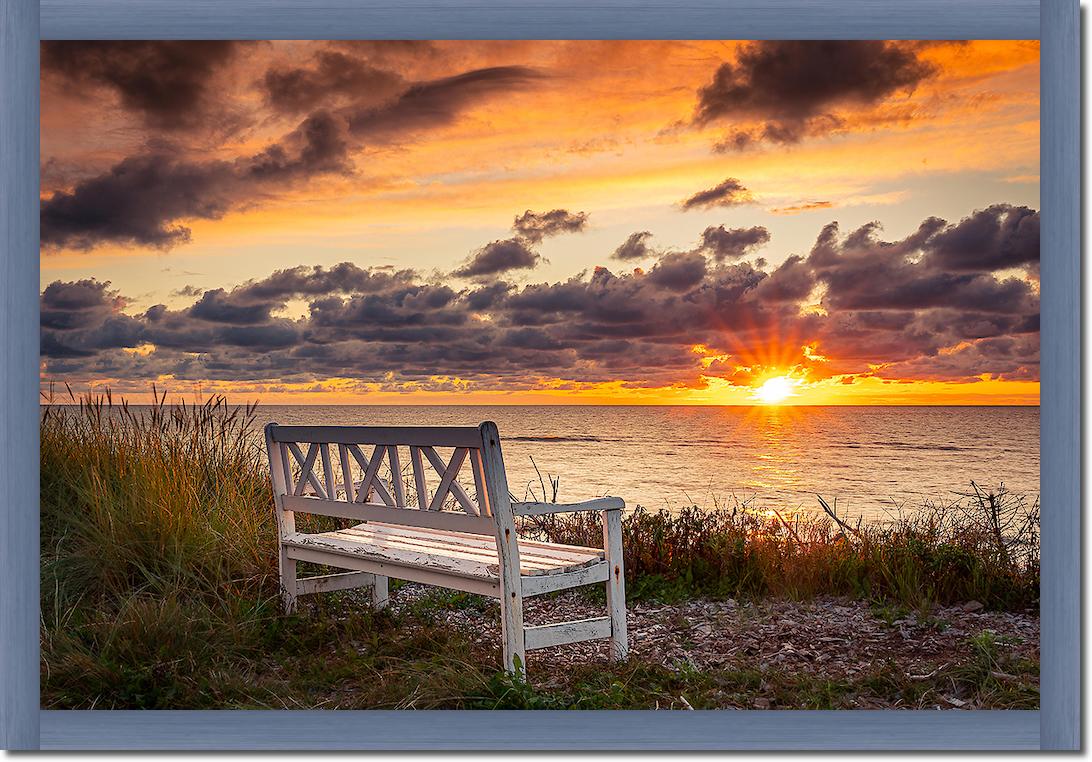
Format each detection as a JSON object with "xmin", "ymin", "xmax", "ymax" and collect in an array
[{"xmin": 263, "ymin": 421, "xmax": 627, "ymax": 675}]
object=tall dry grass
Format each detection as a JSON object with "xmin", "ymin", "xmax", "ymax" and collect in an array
[
  {"xmin": 41, "ymin": 387, "xmax": 278, "ymax": 611},
  {"xmin": 525, "ymin": 492, "xmax": 1039, "ymax": 609},
  {"xmin": 40, "ymin": 388, "xmax": 290, "ymax": 707}
]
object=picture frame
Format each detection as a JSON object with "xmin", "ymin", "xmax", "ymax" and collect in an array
[{"xmin": 1, "ymin": 0, "xmax": 1078, "ymax": 750}]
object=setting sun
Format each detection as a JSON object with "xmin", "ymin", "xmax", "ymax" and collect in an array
[{"xmin": 753, "ymin": 376, "xmax": 796, "ymax": 405}]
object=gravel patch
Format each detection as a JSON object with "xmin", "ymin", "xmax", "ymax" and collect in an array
[{"xmin": 389, "ymin": 584, "xmax": 1039, "ymax": 708}]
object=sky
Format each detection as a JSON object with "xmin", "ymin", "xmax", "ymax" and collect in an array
[{"xmin": 39, "ymin": 40, "xmax": 1041, "ymax": 405}]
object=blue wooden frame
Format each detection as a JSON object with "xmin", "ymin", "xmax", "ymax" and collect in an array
[{"xmin": 0, "ymin": 0, "xmax": 1078, "ymax": 749}]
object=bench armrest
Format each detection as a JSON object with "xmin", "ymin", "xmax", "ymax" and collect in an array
[{"xmin": 512, "ymin": 496, "xmax": 624, "ymax": 517}]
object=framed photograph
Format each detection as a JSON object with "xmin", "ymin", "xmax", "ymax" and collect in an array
[{"xmin": 1, "ymin": 0, "xmax": 1079, "ymax": 751}]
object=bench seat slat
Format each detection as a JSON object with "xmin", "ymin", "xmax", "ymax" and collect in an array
[
  {"xmin": 355, "ymin": 521, "xmax": 605, "ymax": 565},
  {"xmin": 327, "ymin": 527, "xmax": 550, "ymax": 567},
  {"xmin": 322, "ymin": 531, "xmax": 570, "ymax": 573},
  {"xmin": 328, "ymin": 527, "xmax": 593, "ymax": 572},
  {"xmin": 285, "ymin": 545, "xmax": 502, "ymax": 598},
  {"xmin": 354, "ymin": 516, "xmax": 609, "ymax": 558},
  {"xmin": 283, "ymin": 521, "xmax": 603, "ymax": 579}
]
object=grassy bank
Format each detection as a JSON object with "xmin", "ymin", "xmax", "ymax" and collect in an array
[{"xmin": 40, "ymin": 392, "xmax": 1039, "ymax": 709}]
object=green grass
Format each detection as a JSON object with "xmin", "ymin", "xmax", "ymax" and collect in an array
[{"xmin": 40, "ymin": 389, "xmax": 1039, "ymax": 709}]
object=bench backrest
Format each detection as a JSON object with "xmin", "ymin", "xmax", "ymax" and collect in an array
[{"xmin": 264, "ymin": 421, "xmax": 514, "ymax": 537}]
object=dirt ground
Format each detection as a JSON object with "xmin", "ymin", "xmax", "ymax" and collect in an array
[{"xmin": 391, "ymin": 584, "xmax": 1040, "ymax": 709}]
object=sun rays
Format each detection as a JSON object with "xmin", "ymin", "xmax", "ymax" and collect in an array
[{"xmin": 752, "ymin": 375, "xmax": 797, "ymax": 405}]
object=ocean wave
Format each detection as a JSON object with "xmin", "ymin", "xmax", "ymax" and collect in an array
[
  {"xmin": 842, "ymin": 441, "xmax": 970, "ymax": 452},
  {"xmin": 507, "ymin": 435, "xmax": 616, "ymax": 443}
]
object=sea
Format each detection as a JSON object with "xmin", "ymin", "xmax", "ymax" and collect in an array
[{"xmin": 255, "ymin": 405, "xmax": 1040, "ymax": 521}]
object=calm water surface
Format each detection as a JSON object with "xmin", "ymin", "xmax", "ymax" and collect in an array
[{"xmin": 257, "ymin": 406, "xmax": 1039, "ymax": 520}]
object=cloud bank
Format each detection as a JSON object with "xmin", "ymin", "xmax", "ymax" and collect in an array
[
  {"xmin": 692, "ymin": 41, "xmax": 940, "ymax": 150},
  {"xmin": 41, "ymin": 205, "xmax": 1040, "ymax": 394}
]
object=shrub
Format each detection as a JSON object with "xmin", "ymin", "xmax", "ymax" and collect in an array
[{"xmin": 524, "ymin": 498, "xmax": 1038, "ymax": 610}]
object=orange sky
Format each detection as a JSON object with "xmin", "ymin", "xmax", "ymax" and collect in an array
[{"xmin": 39, "ymin": 40, "xmax": 1040, "ymax": 405}]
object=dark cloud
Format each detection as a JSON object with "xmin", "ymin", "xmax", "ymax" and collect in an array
[
  {"xmin": 680, "ymin": 178, "xmax": 754, "ymax": 211},
  {"xmin": 512, "ymin": 209, "xmax": 588, "ymax": 243},
  {"xmin": 694, "ymin": 41, "xmax": 937, "ymax": 147},
  {"xmin": 41, "ymin": 154, "xmax": 232, "ymax": 250},
  {"xmin": 305, "ymin": 284, "xmax": 472, "ymax": 347},
  {"xmin": 497, "ymin": 326, "xmax": 567, "ymax": 351},
  {"xmin": 244, "ymin": 111, "xmax": 352, "ymax": 179},
  {"xmin": 42, "ymin": 62, "xmax": 545, "ymax": 252},
  {"xmin": 924, "ymin": 204, "xmax": 1040, "ymax": 272},
  {"xmin": 38, "ymin": 266, "xmax": 428, "ymax": 361},
  {"xmin": 40, "ymin": 111, "xmax": 351, "ymax": 251},
  {"xmin": 447, "ymin": 205, "xmax": 589, "ymax": 281},
  {"xmin": 263, "ymin": 50, "xmax": 404, "ymax": 115},
  {"xmin": 41, "ymin": 41, "xmax": 240, "ymax": 129},
  {"xmin": 698, "ymin": 225, "xmax": 770, "ymax": 261},
  {"xmin": 347, "ymin": 66, "xmax": 545, "ymax": 140},
  {"xmin": 752, "ymin": 255, "xmax": 813, "ymax": 303},
  {"xmin": 179, "ymin": 263, "xmax": 421, "ymax": 331},
  {"xmin": 40, "ymin": 205, "xmax": 1041, "ymax": 390},
  {"xmin": 453, "ymin": 238, "xmax": 541, "ymax": 279},
  {"xmin": 646, "ymin": 251, "xmax": 708, "ymax": 291},
  {"xmin": 230, "ymin": 263, "xmax": 416, "ymax": 302},
  {"xmin": 39, "ymin": 278, "xmax": 145, "ymax": 357},
  {"xmin": 215, "ymin": 322, "xmax": 301, "ymax": 350},
  {"xmin": 712, "ymin": 130, "xmax": 759, "ymax": 153},
  {"xmin": 40, "ymin": 279, "xmax": 127, "ymax": 330},
  {"xmin": 807, "ymin": 208, "xmax": 1041, "ymax": 316},
  {"xmin": 503, "ymin": 277, "xmax": 596, "ymax": 319},
  {"xmin": 41, "ymin": 333, "xmax": 98, "ymax": 359},
  {"xmin": 189, "ymin": 289, "xmax": 277, "ymax": 325},
  {"xmin": 880, "ymin": 333, "xmax": 1040, "ymax": 383},
  {"xmin": 611, "ymin": 231, "xmax": 655, "ymax": 261},
  {"xmin": 171, "ymin": 285, "xmax": 203, "ymax": 298},
  {"xmin": 465, "ymin": 281, "xmax": 514, "ymax": 310}
]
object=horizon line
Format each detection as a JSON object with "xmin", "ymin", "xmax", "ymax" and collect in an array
[{"xmin": 38, "ymin": 400, "xmax": 1042, "ymax": 408}]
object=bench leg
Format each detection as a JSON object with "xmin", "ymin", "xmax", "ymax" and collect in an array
[
  {"xmin": 371, "ymin": 574, "xmax": 389, "ymax": 610},
  {"xmin": 279, "ymin": 545, "xmax": 298, "ymax": 614},
  {"xmin": 603, "ymin": 509, "xmax": 628, "ymax": 660},
  {"xmin": 499, "ymin": 592, "xmax": 527, "ymax": 677}
]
